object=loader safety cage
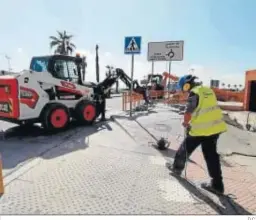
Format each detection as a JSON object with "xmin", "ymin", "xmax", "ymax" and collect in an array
[{"xmin": 30, "ymin": 55, "xmax": 84, "ymax": 85}]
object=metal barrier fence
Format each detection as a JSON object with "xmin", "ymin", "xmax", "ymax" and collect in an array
[
  {"xmin": 122, "ymin": 90, "xmax": 188, "ymax": 111},
  {"xmin": 122, "ymin": 92, "xmax": 144, "ymax": 111}
]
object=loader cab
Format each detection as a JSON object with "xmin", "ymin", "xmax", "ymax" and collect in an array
[
  {"xmin": 148, "ymin": 74, "xmax": 163, "ymax": 85},
  {"xmin": 147, "ymin": 74, "xmax": 164, "ymax": 91},
  {"xmin": 30, "ymin": 55, "xmax": 85, "ymax": 85}
]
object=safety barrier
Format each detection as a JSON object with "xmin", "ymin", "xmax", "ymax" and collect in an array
[
  {"xmin": 122, "ymin": 89, "xmax": 245, "ymax": 115},
  {"xmin": 0, "ymin": 153, "xmax": 4, "ymax": 195},
  {"xmin": 212, "ymin": 88, "xmax": 244, "ymax": 102},
  {"xmin": 163, "ymin": 92, "xmax": 188, "ymax": 105},
  {"xmin": 122, "ymin": 91, "xmax": 144, "ymax": 111},
  {"xmin": 122, "ymin": 90, "xmax": 188, "ymax": 111}
]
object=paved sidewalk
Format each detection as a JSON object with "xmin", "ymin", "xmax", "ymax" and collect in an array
[
  {"xmin": 1, "ymin": 121, "xmax": 218, "ymax": 214},
  {"xmin": 112, "ymin": 109, "xmax": 256, "ymax": 214},
  {"xmin": 222, "ymin": 111, "xmax": 256, "ymax": 131},
  {"xmin": 150, "ymin": 104, "xmax": 256, "ymax": 156}
]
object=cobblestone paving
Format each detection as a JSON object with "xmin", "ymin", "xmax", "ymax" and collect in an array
[{"xmin": 1, "ymin": 121, "xmax": 218, "ymax": 214}]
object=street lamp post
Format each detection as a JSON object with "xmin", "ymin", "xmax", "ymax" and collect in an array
[
  {"xmin": 5, "ymin": 55, "xmax": 11, "ymax": 72},
  {"xmin": 0, "ymin": 53, "xmax": 11, "ymax": 71}
]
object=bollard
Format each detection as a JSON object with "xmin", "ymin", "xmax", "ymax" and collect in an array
[{"xmin": 0, "ymin": 153, "xmax": 4, "ymax": 195}]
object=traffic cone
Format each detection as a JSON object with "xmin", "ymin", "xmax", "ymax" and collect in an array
[{"xmin": 0, "ymin": 154, "xmax": 4, "ymax": 194}]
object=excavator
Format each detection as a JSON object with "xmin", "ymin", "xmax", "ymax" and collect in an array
[{"xmin": 141, "ymin": 72, "xmax": 187, "ymax": 103}]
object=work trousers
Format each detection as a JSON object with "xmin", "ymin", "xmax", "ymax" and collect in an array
[
  {"xmin": 99, "ymin": 98, "xmax": 106, "ymax": 119},
  {"xmin": 173, "ymin": 133, "xmax": 223, "ymax": 185},
  {"xmin": 142, "ymin": 90, "xmax": 150, "ymax": 104}
]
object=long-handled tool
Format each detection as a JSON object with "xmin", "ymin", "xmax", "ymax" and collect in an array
[{"xmin": 184, "ymin": 127, "xmax": 188, "ymax": 179}]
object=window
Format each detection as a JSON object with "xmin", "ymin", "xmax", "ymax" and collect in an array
[
  {"xmin": 30, "ymin": 57, "xmax": 49, "ymax": 72},
  {"xmin": 52, "ymin": 59, "xmax": 79, "ymax": 83},
  {"xmin": 66, "ymin": 60, "xmax": 79, "ymax": 83},
  {"xmin": 53, "ymin": 60, "xmax": 69, "ymax": 79}
]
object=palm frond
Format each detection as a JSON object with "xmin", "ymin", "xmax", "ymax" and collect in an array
[
  {"xmin": 69, "ymin": 43, "xmax": 76, "ymax": 48},
  {"xmin": 49, "ymin": 36, "xmax": 60, "ymax": 42},
  {"xmin": 65, "ymin": 34, "xmax": 73, "ymax": 39},
  {"xmin": 67, "ymin": 46, "xmax": 73, "ymax": 54},
  {"xmin": 50, "ymin": 41, "xmax": 61, "ymax": 48},
  {"xmin": 57, "ymin": 30, "xmax": 65, "ymax": 39},
  {"xmin": 50, "ymin": 30, "xmax": 76, "ymax": 55}
]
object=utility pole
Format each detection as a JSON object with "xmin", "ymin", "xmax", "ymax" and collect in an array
[
  {"xmin": 96, "ymin": 45, "xmax": 100, "ymax": 83},
  {"xmin": 5, "ymin": 55, "xmax": 11, "ymax": 71}
]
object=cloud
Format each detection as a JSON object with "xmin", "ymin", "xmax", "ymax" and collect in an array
[{"xmin": 17, "ymin": 48, "xmax": 23, "ymax": 53}]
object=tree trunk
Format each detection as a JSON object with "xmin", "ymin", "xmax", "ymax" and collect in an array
[{"xmin": 116, "ymin": 81, "xmax": 119, "ymax": 93}]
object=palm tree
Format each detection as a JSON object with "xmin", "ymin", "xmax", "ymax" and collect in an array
[
  {"xmin": 49, "ymin": 31, "xmax": 76, "ymax": 55},
  {"xmin": 234, "ymin": 84, "xmax": 237, "ymax": 91},
  {"xmin": 221, "ymin": 83, "xmax": 225, "ymax": 89},
  {"xmin": 227, "ymin": 84, "xmax": 231, "ymax": 90},
  {"xmin": 239, "ymin": 84, "xmax": 242, "ymax": 91}
]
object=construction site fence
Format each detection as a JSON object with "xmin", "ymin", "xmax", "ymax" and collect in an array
[
  {"xmin": 122, "ymin": 90, "xmax": 188, "ymax": 111},
  {"xmin": 212, "ymin": 88, "xmax": 244, "ymax": 103},
  {"xmin": 122, "ymin": 90, "xmax": 245, "ymax": 112}
]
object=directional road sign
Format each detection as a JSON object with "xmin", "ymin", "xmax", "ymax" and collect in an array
[
  {"xmin": 124, "ymin": 36, "xmax": 142, "ymax": 54},
  {"xmin": 147, "ymin": 41, "xmax": 184, "ymax": 61}
]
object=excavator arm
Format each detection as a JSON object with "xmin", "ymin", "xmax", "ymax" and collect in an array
[{"xmin": 93, "ymin": 68, "xmax": 148, "ymax": 102}]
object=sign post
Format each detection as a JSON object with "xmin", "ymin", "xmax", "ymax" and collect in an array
[
  {"xmin": 168, "ymin": 61, "xmax": 172, "ymax": 99},
  {"xmin": 151, "ymin": 61, "xmax": 155, "ymax": 75},
  {"xmin": 124, "ymin": 36, "xmax": 142, "ymax": 117},
  {"xmin": 147, "ymin": 41, "xmax": 184, "ymax": 100}
]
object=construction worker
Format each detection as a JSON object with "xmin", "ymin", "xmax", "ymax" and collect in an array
[
  {"xmin": 97, "ymin": 85, "xmax": 107, "ymax": 121},
  {"xmin": 168, "ymin": 74, "xmax": 227, "ymax": 194},
  {"xmin": 99, "ymin": 94, "xmax": 106, "ymax": 121}
]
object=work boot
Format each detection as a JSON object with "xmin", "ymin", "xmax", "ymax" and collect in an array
[
  {"xmin": 100, "ymin": 116, "xmax": 106, "ymax": 121},
  {"xmin": 201, "ymin": 180, "xmax": 224, "ymax": 195}
]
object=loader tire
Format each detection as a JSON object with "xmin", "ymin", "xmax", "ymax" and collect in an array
[
  {"xmin": 41, "ymin": 103, "xmax": 70, "ymax": 132},
  {"xmin": 74, "ymin": 100, "xmax": 97, "ymax": 125}
]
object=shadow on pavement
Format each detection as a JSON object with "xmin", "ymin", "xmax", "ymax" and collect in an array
[
  {"xmin": 150, "ymin": 143, "xmax": 201, "ymax": 168},
  {"xmin": 1, "ymin": 120, "xmax": 113, "ymax": 174},
  {"xmin": 219, "ymin": 157, "xmax": 234, "ymax": 168},
  {"xmin": 133, "ymin": 118, "xmax": 201, "ymax": 167},
  {"xmin": 170, "ymin": 173, "xmax": 252, "ymax": 215},
  {"xmin": 118, "ymin": 109, "xmax": 158, "ymax": 120}
]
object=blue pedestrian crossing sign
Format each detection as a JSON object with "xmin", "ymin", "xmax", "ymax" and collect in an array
[{"xmin": 124, "ymin": 36, "xmax": 141, "ymax": 54}]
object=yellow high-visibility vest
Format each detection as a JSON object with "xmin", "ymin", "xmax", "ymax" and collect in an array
[{"xmin": 189, "ymin": 85, "xmax": 227, "ymax": 136}]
